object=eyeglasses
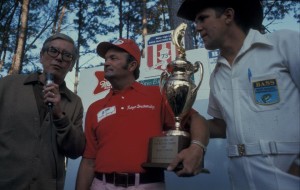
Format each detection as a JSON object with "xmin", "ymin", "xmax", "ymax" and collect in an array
[{"xmin": 46, "ymin": 46, "xmax": 74, "ymax": 62}]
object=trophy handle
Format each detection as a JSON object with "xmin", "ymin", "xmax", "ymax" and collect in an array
[
  {"xmin": 192, "ymin": 61, "xmax": 204, "ymax": 94},
  {"xmin": 159, "ymin": 71, "xmax": 169, "ymax": 93}
]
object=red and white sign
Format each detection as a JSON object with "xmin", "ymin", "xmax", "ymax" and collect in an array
[
  {"xmin": 93, "ymin": 71, "xmax": 111, "ymax": 94},
  {"xmin": 144, "ymin": 31, "xmax": 178, "ymax": 73}
]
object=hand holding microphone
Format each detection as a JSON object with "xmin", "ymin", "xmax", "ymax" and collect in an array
[
  {"xmin": 44, "ymin": 73, "xmax": 63, "ymax": 118},
  {"xmin": 44, "ymin": 73, "xmax": 60, "ymax": 109}
]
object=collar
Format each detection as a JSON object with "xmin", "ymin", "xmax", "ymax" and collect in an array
[
  {"xmin": 103, "ymin": 81, "xmax": 147, "ymax": 101},
  {"xmin": 218, "ymin": 29, "xmax": 274, "ymax": 66},
  {"xmin": 238, "ymin": 29, "xmax": 273, "ymax": 56},
  {"xmin": 24, "ymin": 72, "xmax": 73, "ymax": 102}
]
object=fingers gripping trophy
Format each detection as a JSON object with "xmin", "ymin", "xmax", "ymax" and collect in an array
[{"xmin": 142, "ymin": 23, "xmax": 204, "ymax": 169}]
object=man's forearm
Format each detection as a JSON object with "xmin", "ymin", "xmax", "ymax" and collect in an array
[
  {"xmin": 76, "ymin": 158, "xmax": 95, "ymax": 190},
  {"xmin": 190, "ymin": 113, "xmax": 210, "ymax": 148}
]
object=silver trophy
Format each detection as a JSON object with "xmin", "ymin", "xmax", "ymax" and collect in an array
[
  {"xmin": 160, "ymin": 22, "xmax": 204, "ymax": 136},
  {"xmin": 142, "ymin": 23, "xmax": 204, "ymax": 169}
]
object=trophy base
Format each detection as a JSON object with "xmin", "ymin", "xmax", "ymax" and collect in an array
[
  {"xmin": 142, "ymin": 135, "xmax": 190, "ymax": 170},
  {"xmin": 141, "ymin": 162, "xmax": 185, "ymax": 172}
]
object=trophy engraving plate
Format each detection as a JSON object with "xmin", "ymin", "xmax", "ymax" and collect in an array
[
  {"xmin": 150, "ymin": 136, "xmax": 178, "ymax": 163},
  {"xmin": 142, "ymin": 136, "xmax": 190, "ymax": 168}
]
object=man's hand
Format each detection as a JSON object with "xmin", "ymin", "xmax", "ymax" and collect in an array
[
  {"xmin": 167, "ymin": 143, "xmax": 204, "ymax": 176},
  {"xmin": 43, "ymin": 83, "xmax": 64, "ymax": 119}
]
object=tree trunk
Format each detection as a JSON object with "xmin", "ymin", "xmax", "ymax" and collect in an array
[
  {"xmin": 57, "ymin": 3, "xmax": 67, "ymax": 33},
  {"xmin": 141, "ymin": 0, "xmax": 147, "ymax": 58},
  {"xmin": 0, "ymin": 1, "xmax": 19, "ymax": 72},
  {"xmin": 52, "ymin": 0, "xmax": 62, "ymax": 34},
  {"xmin": 8, "ymin": 0, "xmax": 29, "ymax": 75},
  {"xmin": 74, "ymin": 0, "xmax": 84, "ymax": 94},
  {"xmin": 118, "ymin": 0, "xmax": 123, "ymax": 38}
]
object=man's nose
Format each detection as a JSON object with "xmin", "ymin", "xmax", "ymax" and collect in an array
[
  {"xmin": 195, "ymin": 22, "xmax": 203, "ymax": 32},
  {"xmin": 54, "ymin": 51, "xmax": 63, "ymax": 61},
  {"xmin": 104, "ymin": 59, "xmax": 111, "ymax": 66}
]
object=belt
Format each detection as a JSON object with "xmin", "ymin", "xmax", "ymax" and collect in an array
[
  {"xmin": 95, "ymin": 172, "xmax": 164, "ymax": 187},
  {"xmin": 227, "ymin": 141, "xmax": 300, "ymax": 157}
]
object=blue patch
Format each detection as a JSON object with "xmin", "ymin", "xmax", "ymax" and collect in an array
[{"xmin": 252, "ymin": 79, "xmax": 280, "ymax": 105}]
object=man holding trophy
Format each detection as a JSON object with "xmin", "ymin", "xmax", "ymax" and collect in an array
[
  {"xmin": 76, "ymin": 36, "xmax": 209, "ymax": 190},
  {"xmin": 177, "ymin": 0, "xmax": 300, "ymax": 189}
]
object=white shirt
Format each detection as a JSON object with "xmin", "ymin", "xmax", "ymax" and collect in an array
[
  {"xmin": 208, "ymin": 29, "xmax": 300, "ymax": 145},
  {"xmin": 207, "ymin": 29, "xmax": 300, "ymax": 190}
]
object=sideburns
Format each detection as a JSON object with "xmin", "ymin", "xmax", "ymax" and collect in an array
[
  {"xmin": 215, "ymin": 7, "xmax": 227, "ymax": 18},
  {"xmin": 122, "ymin": 62, "xmax": 130, "ymax": 70}
]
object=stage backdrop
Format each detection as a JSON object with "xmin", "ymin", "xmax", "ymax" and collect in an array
[{"xmin": 64, "ymin": 31, "xmax": 230, "ymax": 190}]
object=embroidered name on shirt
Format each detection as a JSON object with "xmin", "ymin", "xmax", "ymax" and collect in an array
[
  {"xmin": 97, "ymin": 106, "xmax": 116, "ymax": 122},
  {"xmin": 127, "ymin": 104, "xmax": 155, "ymax": 111},
  {"xmin": 252, "ymin": 79, "xmax": 280, "ymax": 105}
]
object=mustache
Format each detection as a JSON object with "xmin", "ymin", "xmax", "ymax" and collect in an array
[{"xmin": 104, "ymin": 63, "xmax": 129, "ymax": 71}]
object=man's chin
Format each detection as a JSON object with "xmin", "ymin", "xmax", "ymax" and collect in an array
[
  {"xmin": 104, "ymin": 74, "xmax": 113, "ymax": 80},
  {"xmin": 204, "ymin": 45, "xmax": 218, "ymax": 51}
]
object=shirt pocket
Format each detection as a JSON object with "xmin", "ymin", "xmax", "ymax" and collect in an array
[{"xmin": 248, "ymin": 73, "xmax": 283, "ymax": 112}]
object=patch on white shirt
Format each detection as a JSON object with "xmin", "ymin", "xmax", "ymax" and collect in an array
[
  {"xmin": 252, "ymin": 79, "xmax": 280, "ymax": 105},
  {"xmin": 97, "ymin": 106, "xmax": 116, "ymax": 122}
]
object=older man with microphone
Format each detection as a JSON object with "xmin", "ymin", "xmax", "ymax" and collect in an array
[{"xmin": 0, "ymin": 33, "xmax": 85, "ymax": 190}]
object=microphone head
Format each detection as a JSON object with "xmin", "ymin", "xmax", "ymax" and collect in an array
[
  {"xmin": 46, "ymin": 73, "xmax": 54, "ymax": 85},
  {"xmin": 45, "ymin": 73, "xmax": 54, "ymax": 108}
]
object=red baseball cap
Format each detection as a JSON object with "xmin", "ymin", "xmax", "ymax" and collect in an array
[{"xmin": 97, "ymin": 38, "xmax": 141, "ymax": 65}]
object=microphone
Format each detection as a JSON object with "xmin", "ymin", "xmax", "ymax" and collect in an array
[{"xmin": 46, "ymin": 73, "xmax": 54, "ymax": 108}]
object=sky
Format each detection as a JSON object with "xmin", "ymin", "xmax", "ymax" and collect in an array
[{"xmin": 263, "ymin": 12, "xmax": 300, "ymax": 32}]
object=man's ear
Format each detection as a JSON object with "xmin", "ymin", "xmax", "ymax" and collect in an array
[
  {"xmin": 128, "ymin": 61, "xmax": 138, "ymax": 72},
  {"xmin": 223, "ymin": 8, "xmax": 234, "ymax": 24},
  {"xmin": 68, "ymin": 62, "xmax": 75, "ymax": 72}
]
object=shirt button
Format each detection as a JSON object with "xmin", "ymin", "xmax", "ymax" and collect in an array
[
  {"xmin": 121, "ymin": 96, "xmax": 125, "ymax": 99},
  {"xmin": 121, "ymin": 107, "xmax": 124, "ymax": 110}
]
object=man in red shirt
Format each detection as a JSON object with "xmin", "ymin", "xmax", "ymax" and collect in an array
[{"xmin": 76, "ymin": 38, "xmax": 209, "ymax": 190}]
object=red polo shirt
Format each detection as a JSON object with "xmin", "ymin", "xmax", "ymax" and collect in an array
[{"xmin": 83, "ymin": 82, "xmax": 191, "ymax": 173}]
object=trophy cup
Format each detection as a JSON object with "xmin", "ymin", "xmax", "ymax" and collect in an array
[{"xmin": 142, "ymin": 23, "xmax": 204, "ymax": 169}]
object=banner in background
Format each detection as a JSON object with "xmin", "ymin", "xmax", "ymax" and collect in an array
[{"xmin": 145, "ymin": 30, "xmax": 177, "ymax": 72}]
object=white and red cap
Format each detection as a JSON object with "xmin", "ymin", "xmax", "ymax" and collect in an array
[{"xmin": 97, "ymin": 38, "xmax": 141, "ymax": 65}]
